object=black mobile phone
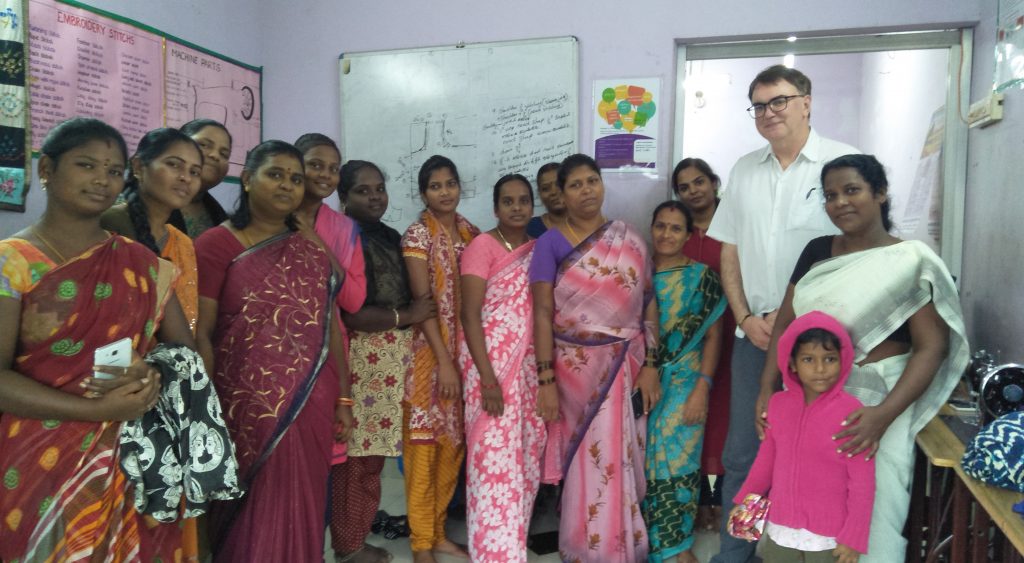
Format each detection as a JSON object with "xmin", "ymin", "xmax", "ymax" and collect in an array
[{"xmin": 631, "ymin": 388, "xmax": 644, "ymax": 419}]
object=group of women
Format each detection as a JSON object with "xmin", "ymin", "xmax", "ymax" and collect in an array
[
  {"xmin": 407, "ymin": 152, "xmax": 732, "ymax": 563},
  {"xmin": 0, "ymin": 113, "xmax": 965, "ymax": 563}
]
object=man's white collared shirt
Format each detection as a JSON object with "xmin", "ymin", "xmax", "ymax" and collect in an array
[{"xmin": 707, "ymin": 128, "xmax": 859, "ymax": 332}]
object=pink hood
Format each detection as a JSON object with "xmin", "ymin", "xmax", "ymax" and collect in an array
[{"xmin": 776, "ymin": 310, "xmax": 855, "ymax": 401}]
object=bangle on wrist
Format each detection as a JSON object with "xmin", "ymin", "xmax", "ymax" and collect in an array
[
  {"xmin": 393, "ymin": 308, "xmax": 401, "ymax": 328},
  {"xmin": 481, "ymin": 380, "xmax": 500, "ymax": 390},
  {"xmin": 336, "ymin": 397, "xmax": 355, "ymax": 407},
  {"xmin": 740, "ymin": 312, "xmax": 754, "ymax": 325},
  {"xmin": 644, "ymin": 358, "xmax": 658, "ymax": 369},
  {"xmin": 538, "ymin": 374, "xmax": 556, "ymax": 386},
  {"xmin": 536, "ymin": 360, "xmax": 553, "ymax": 372},
  {"xmin": 699, "ymin": 374, "xmax": 714, "ymax": 388}
]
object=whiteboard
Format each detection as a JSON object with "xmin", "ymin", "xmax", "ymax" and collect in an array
[{"xmin": 339, "ymin": 37, "xmax": 578, "ymax": 233}]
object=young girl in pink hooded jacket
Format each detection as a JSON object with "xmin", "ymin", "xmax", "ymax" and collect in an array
[{"xmin": 734, "ymin": 310, "xmax": 876, "ymax": 563}]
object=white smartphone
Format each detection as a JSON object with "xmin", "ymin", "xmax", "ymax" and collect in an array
[{"xmin": 93, "ymin": 337, "xmax": 133, "ymax": 380}]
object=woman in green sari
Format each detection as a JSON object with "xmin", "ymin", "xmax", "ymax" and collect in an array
[{"xmin": 645, "ymin": 200, "xmax": 726, "ymax": 563}]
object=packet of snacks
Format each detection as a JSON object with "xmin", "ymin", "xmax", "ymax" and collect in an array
[{"xmin": 727, "ymin": 493, "xmax": 771, "ymax": 541}]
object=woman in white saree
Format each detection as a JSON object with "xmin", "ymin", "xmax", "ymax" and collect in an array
[{"xmin": 753, "ymin": 154, "xmax": 969, "ymax": 562}]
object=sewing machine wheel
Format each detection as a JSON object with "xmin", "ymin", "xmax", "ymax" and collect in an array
[{"xmin": 980, "ymin": 364, "xmax": 1024, "ymax": 422}]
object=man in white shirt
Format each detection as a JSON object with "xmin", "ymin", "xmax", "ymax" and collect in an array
[{"xmin": 707, "ymin": 65, "xmax": 858, "ymax": 562}]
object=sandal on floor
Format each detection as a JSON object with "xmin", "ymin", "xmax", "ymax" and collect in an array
[
  {"xmin": 381, "ymin": 514, "xmax": 410, "ymax": 540},
  {"xmin": 370, "ymin": 510, "xmax": 390, "ymax": 535}
]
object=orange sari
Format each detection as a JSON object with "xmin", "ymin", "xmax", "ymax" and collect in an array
[{"xmin": 161, "ymin": 225, "xmax": 198, "ymax": 335}]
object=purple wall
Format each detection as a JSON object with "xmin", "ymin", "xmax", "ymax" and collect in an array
[
  {"xmin": 255, "ymin": 0, "xmax": 980, "ymax": 232},
  {"xmin": 8, "ymin": 0, "xmax": 1018, "ymax": 366},
  {"xmin": 963, "ymin": 0, "xmax": 1024, "ymax": 363}
]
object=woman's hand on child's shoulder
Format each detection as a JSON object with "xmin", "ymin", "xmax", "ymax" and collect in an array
[
  {"xmin": 833, "ymin": 405, "xmax": 896, "ymax": 460},
  {"xmin": 833, "ymin": 543, "xmax": 860, "ymax": 563}
]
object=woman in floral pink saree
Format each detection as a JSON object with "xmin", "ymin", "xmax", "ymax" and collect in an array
[
  {"xmin": 531, "ymin": 155, "xmax": 661, "ymax": 563},
  {"xmin": 459, "ymin": 175, "xmax": 545, "ymax": 562}
]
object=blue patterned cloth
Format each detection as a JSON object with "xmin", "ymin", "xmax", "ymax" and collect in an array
[{"xmin": 961, "ymin": 410, "xmax": 1024, "ymax": 493}]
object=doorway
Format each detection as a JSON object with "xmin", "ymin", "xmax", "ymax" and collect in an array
[{"xmin": 672, "ymin": 30, "xmax": 971, "ymax": 276}]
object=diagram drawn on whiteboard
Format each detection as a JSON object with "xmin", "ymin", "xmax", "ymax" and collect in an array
[{"xmin": 384, "ymin": 113, "xmax": 478, "ymax": 224}]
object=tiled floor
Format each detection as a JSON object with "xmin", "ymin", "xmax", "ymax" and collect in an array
[{"xmin": 328, "ymin": 459, "xmax": 723, "ymax": 562}]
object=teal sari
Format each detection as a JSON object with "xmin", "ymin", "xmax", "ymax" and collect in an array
[{"xmin": 644, "ymin": 261, "xmax": 726, "ymax": 561}]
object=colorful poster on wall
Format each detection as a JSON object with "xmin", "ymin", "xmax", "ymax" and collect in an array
[
  {"xmin": 0, "ymin": 0, "xmax": 30, "ymax": 211},
  {"xmin": 593, "ymin": 78, "xmax": 659, "ymax": 171},
  {"xmin": 165, "ymin": 40, "xmax": 260, "ymax": 179},
  {"xmin": 27, "ymin": 0, "xmax": 163, "ymax": 152},
  {"xmin": 996, "ymin": 0, "xmax": 1024, "ymax": 91},
  {"xmin": 899, "ymin": 107, "xmax": 944, "ymax": 252}
]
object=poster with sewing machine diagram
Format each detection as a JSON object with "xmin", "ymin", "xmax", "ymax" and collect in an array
[
  {"xmin": 380, "ymin": 112, "xmax": 480, "ymax": 228},
  {"xmin": 164, "ymin": 40, "xmax": 261, "ymax": 179}
]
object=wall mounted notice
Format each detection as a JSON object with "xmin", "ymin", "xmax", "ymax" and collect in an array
[
  {"xmin": 27, "ymin": 0, "xmax": 162, "ymax": 151},
  {"xmin": 24, "ymin": 0, "xmax": 262, "ymax": 183},
  {"xmin": 593, "ymin": 78, "xmax": 659, "ymax": 172},
  {"xmin": 0, "ymin": 0, "xmax": 30, "ymax": 212},
  {"xmin": 165, "ymin": 40, "xmax": 260, "ymax": 178}
]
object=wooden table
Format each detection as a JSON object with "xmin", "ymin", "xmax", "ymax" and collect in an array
[{"xmin": 909, "ymin": 412, "xmax": 1024, "ymax": 562}]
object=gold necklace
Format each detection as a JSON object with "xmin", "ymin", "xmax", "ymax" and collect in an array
[
  {"xmin": 32, "ymin": 226, "xmax": 67, "ymax": 263},
  {"xmin": 566, "ymin": 216, "xmax": 604, "ymax": 245},
  {"xmin": 494, "ymin": 227, "xmax": 513, "ymax": 251}
]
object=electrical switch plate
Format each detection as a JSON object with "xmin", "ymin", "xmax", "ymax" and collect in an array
[{"xmin": 967, "ymin": 93, "xmax": 1004, "ymax": 128}]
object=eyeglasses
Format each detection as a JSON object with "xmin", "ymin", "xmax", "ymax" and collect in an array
[{"xmin": 746, "ymin": 95, "xmax": 805, "ymax": 118}]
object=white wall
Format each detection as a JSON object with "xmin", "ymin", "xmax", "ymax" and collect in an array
[{"xmin": 963, "ymin": 1, "xmax": 1024, "ymax": 363}]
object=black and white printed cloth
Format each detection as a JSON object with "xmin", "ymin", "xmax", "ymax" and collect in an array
[{"xmin": 119, "ymin": 344, "xmax": 244, "ymax": 522}]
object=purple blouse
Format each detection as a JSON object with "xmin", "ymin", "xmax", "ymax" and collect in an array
[{"xmin": 529, "ymin": 228, "xmax": 574, "ymax": 284}]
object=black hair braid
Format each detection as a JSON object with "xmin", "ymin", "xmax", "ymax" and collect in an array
[
  {"xmin": 229, "ymin": 188, "xmax": 252, "ymax": 229},
  {"xmin": 123, "ymin": 174, "xmax": 160, "ymax": 254}
]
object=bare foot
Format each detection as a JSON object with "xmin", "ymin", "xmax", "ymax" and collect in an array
[
  {"xmin": 412, "ymin": 550, "xmax": 437, "ymax": 563},
  {"xmin": 432, "ymin": 538, "xmax": 469, "ymax": 559}
]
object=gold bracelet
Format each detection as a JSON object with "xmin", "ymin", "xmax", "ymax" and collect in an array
[
  {"xmin": 336, "ymin": 397, "xmax": 355, "ymax": 407},
  {"xmin": 536, "ymin": 360, "xmax": 553, "ymax": 372},
  {"xmin": 644, "ymin": 359, "xmax": 658, "ymax": 368},
  {"xmin": 393, "ymin": 308, "xmax": 401, "ymax": 327}
]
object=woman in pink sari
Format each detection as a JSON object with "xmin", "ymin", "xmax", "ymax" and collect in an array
[
  {"xmin": 459, "ymin": 174, "xmax": 545, "ymax": 562},
  {"xmin": 531, "ymin": 154, "xmax": 661, "ymax": 563},
  {"xmin": 293, "ymin": 133, "xmax": 367, "ymax": 335},
  {"xmin": 290, "ymin": 135, "xmax": 370, "ymax": 561},
  {"xmin": 195, "ymin": 140, "xmax": 351, "ymax": 562}
]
